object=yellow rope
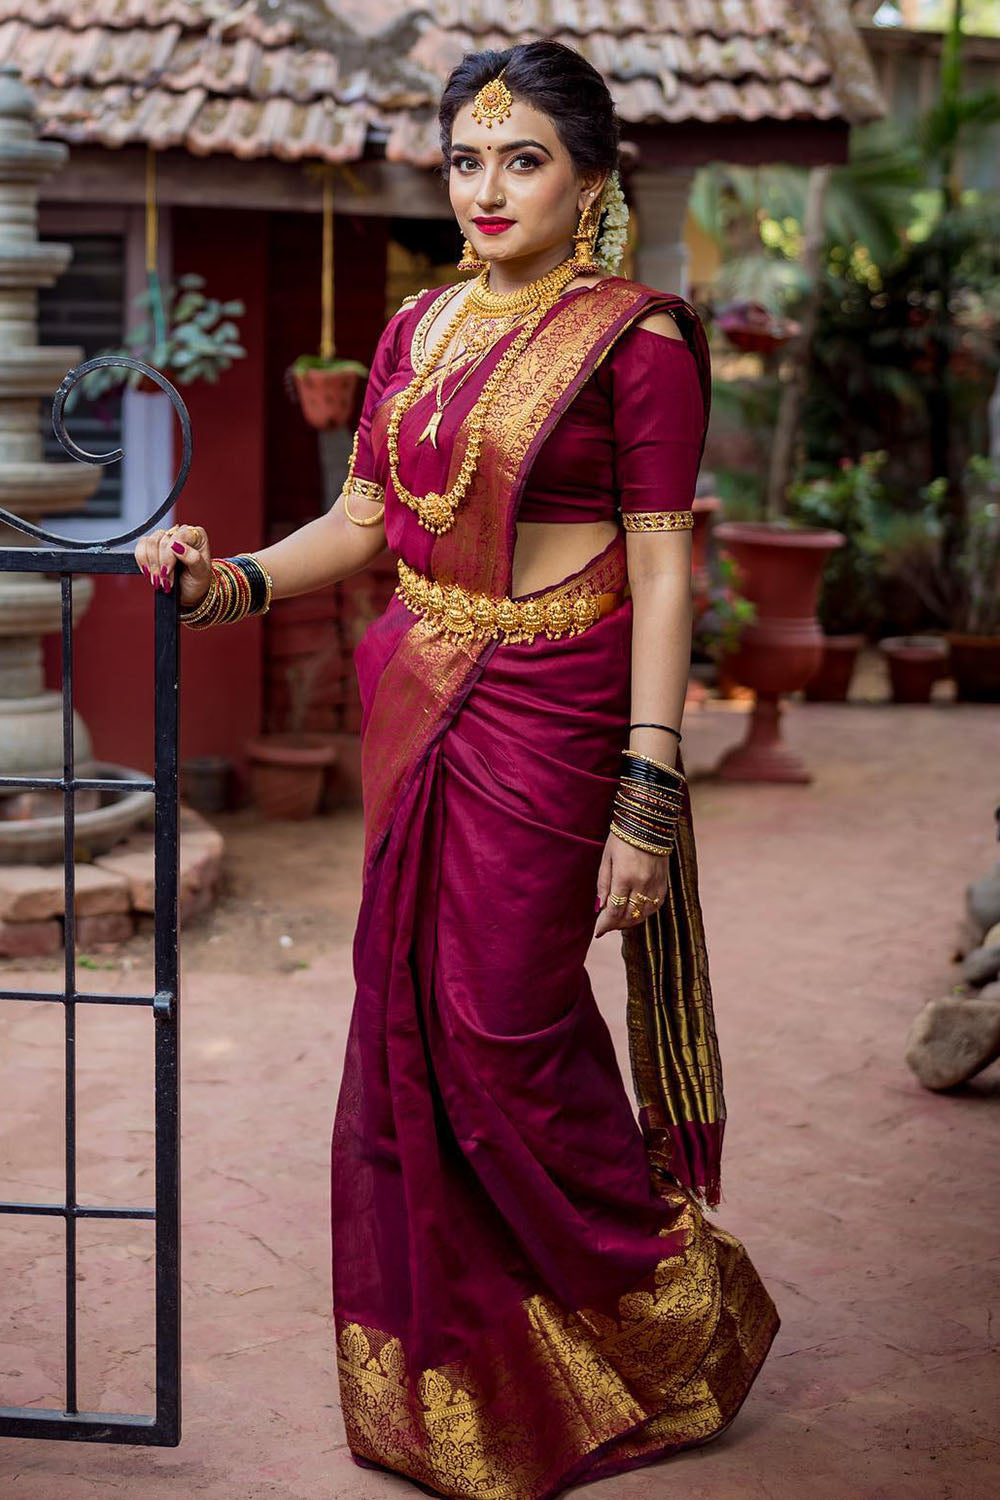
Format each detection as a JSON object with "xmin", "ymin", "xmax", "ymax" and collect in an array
[
  {"xmin": 145, "ymin": 147, "xmax": 157, "ymax": 274},
  {"xmin": 320, "ymin": 165, "xmax": 334, "ymax": 361}
]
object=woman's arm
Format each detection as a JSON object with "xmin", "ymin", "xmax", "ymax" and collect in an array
[
  {"xmin": 623, "ymin": 528, "xmax": 693, "ymax": 772},
  {"xmin": 241, "ymin": 491, "xmax": 387, "ymax": 600},
  {"xmin": 593, "ymin": 529, "xmax": 692, "ymax": 936},
  {"xmin": 594, "ymin": 306, "xmax": 700, "ymax": 937}
]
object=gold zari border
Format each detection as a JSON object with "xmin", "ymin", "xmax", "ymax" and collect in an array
[
  {"xmin": 337, "ymin": 1187, "xmax": 780, "ymax": 1500},
  {"xmin": 622, "ymin": 510, "xmax": 694, "ymax": 532},
  {"xmin": 395, "ymin": 558, "xmax": 617, "ymax": 646}
]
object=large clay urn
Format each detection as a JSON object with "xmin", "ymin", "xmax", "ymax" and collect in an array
[{"xmin": 712, "ymin": 520, "xmax": 845, "ymax": 782}]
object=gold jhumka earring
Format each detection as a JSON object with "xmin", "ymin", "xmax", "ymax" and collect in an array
[
  {"xmin": 457, "ymin": 237, "xmax": 486, "ymax": 271},
  {"xmin": 572, "ymin": 185, "xmax": 606, "ymax": 276},
  {"xmin": 456, "ymin": 68, "xmax": 514, "ymax": 271}
]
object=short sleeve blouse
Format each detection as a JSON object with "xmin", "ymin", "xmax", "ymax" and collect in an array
[{"xmin": 518, "ymin": 318, "xmax": 705, "ymax": 527}]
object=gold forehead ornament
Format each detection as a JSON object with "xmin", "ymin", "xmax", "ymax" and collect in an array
[{"xmin": 471, "ymin": 67, "xmax": 513, "ymax": 129}]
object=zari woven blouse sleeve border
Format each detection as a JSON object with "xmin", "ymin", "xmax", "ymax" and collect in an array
[{"xmin": 609, "ymin": 323, "xmax": 705, "ymax": 533}]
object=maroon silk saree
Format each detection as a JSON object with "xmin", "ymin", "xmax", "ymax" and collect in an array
[{"xmin": 331, "ymin": 277, "xmax": 780, "ymax": 1500}]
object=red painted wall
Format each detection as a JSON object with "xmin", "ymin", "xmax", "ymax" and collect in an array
[
  {"xmin": 68, "ymin": 209, "xmax": 268, "ymax": 780},
  {"xmin": 65, "ymin": 206, "xmax": 389, "ymax": 786}
]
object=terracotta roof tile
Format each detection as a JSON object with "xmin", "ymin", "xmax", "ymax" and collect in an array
[{"xmin": 1, "ymin": 0, "xmax": 884, "ymax": 163}]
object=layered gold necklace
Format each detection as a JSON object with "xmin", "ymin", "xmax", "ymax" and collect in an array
[
  {"xmin": 387, "ymin": 255, "xmax": 580, "ymax": 535},
  {"xmin": 414, "ymin": 307, "xmax": 526, "ymax": 449}
]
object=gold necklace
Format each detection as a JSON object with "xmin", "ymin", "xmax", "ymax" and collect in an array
[
  {"xmin": 387, "ymin": 256, "xmax": 578, "ymax": 534},
  {"xmin": 416, "ymin": 308, "xmax": 527, "ymax": 449}
]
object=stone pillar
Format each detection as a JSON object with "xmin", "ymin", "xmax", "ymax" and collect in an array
[
  {"xmin": 0, "ymin": 65, "xmax": 98, "ymax": 787},
  {"xmin": 631, "ymin": 167, "xmax": 695, "ymax": 297}
]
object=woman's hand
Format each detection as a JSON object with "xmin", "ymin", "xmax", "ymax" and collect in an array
[
  {"xmin": 134, "ymin": 524, "xmax": 213, "ymax": 609},
  {"xmin": 594, "ymin": 830, "xmax": 668, "ymax": 937}
]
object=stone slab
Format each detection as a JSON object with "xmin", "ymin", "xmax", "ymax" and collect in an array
[
  {"xmin": 0, "ymin": 915, "xmax": 61, "ymax": 958},
  {"xmin": 0, "ymin": 860, "xmax": 131, "ymax": 921}
]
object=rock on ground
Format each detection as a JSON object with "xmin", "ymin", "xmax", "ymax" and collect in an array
[{"xmin": 905, "ymin": 994, "xmax": 1000, "ymax": 1089}]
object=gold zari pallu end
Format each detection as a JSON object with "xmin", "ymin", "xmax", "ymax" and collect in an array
[
  {"xmin": 621, "ymin": 509, "xmax": 694, "ymax": 532},
  {"xmin": 395, "ymin": 559, "xmax": 625, "ymax": 646}
]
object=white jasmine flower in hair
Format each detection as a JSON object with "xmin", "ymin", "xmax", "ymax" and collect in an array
[{"xmin": 595, "ymin": 170, "xmax": 629, "ymax": 273}]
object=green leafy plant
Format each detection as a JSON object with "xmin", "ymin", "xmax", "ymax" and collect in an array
[
  {"xmin": 693, "ymin": 554, "xmax": 757, "ymax": 662},
  {"xmin": 877, "ymin": 455, "xmax": 1000, "ymax": 634},
  {"xmin": 787, "ymin": 451, "xmax": 889, "ymax": 635},
  {"xmin": 66, "ymin": 274, "xmax": 246, "ymax": 405},
  {"xmin": 290, "ymin": 353, "xmax": 368, "ymax": 378}
]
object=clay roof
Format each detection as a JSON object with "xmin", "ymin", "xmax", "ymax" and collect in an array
[{"xmin": 0, "ymin": 0, "xmax": 884, "ymax": 165}]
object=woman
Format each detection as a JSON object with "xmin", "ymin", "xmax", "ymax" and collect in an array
[{"xmin": 138, "ymin": 40, "xmax": 780, "ymax": 1500}]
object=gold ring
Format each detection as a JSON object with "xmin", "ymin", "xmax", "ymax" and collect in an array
[
  {"xmin": 632, "ymin": 893, "xmax": 655, "ymax": 904},
  {"xmin": 608, "ymin": 894, "xmax": 628, "ymax": 908},
  {"xmin": 628, "ymin": 905, "xmax": 642, "ymax": 920}
]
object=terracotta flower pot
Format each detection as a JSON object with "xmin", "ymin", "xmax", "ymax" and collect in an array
[
  {"xmin": 878, "ymin": 635, "xmax": 948, "ymax": 704},
  {"xmin": 293, "ymin": 367, "xmax": 362, "ymax": 430},
  {"xmin": 245, "ymin": 733, "xmax": 338, "ymax": 820},
  {"xmin": 802, "ymin": 633, "xmax": 865, "ymax": 702},
  {"xmin": 712, "ymin": 520, "xmax": 845, "ymax": 782},
  {"xmin": 945, "ymin": 632, "xmax": 1000, "ymax": 703}
]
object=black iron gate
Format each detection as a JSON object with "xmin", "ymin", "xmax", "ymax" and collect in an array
[{"xmin": 0, "ymin": 358, "xmax": 191, "ymax": 1445}]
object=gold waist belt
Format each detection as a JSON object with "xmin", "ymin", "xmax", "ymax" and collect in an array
[{"xmin": 395, "ymin": 558, "xmax": 625, "ymax": 645}]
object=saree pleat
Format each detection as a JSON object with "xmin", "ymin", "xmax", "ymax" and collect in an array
[{"xmin": 331, "ymin": 277, "xmax": 780, "ymax": 1500}]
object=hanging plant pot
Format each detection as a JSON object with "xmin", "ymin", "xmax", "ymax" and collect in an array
[
  {"xmin": 290, "ymin": 357, "xmax": 368, "ymax": 431},
  {"xmin": 715, "ymin": 301, "xmax": 801, "ymax": 355}
]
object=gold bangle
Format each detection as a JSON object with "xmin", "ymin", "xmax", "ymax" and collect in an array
[
  {"xmin": 621, "ymin": 748, "xmax": 686, "ymax": 781},
  {"xmin": 610, "ymin": 821, "xmax": 675, "ymax": 856},
  {"xmin": 179, "ymin": 573, "xmax": 220, "ymax": 629},
  {"xmin": 342, "ymin": 490, "xmax": 386, "ymax": 528}
]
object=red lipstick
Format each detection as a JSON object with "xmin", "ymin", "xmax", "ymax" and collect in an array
[{"xmin": 473, "ymin": 217, "xmax": 515, "ymax": 235}]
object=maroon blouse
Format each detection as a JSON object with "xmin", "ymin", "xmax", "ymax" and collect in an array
[{"xmin": 350, "ymin": 285, "xmax": 705, "ymax": 525}]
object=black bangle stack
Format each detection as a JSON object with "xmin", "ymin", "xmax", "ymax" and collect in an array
[
  {"xmin": 230, "ymin": 554, "xmax": 272, "ymax": 616},
  {"xmin": 610, "ymin": 748, "xmax": 687, "ymax": 856}
]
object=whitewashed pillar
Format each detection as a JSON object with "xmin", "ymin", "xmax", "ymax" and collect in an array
[
  {"xmin": 0, "ymin": 65, "xmax": 97, "ymax": 780},
  {"xmin": 630, "ymin": 167, "xmax": 695, "ymax": 296}
]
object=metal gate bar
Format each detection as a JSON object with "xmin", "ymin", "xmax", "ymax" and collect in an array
[{"xmin": 0, "ymin": 356, "xmax": 189, "ymax": 1446}]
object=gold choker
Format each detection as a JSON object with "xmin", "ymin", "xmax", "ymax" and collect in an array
[{"xmin": 463, "ymin": 258, "xmax": 579, "ymax": 318}]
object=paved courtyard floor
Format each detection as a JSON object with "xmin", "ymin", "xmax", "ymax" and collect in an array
[{"xmin": 1, "ymin": 664, "xmax": 998, "ymax": 1499}]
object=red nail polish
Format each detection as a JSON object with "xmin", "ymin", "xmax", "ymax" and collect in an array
[
  {"xmin": 595, "ymin": 896, "xmax": 602, "ymax": 913},
  {"xmin": 160, "ymin": 564, "xmax": 168, "ymax": 578},
  {"xmin": 171, "ymin": 541, "xmax": 184, "ymax": 555},
  {"xmin": 141, "ymin": 564, "xmax": 149, "ymax": 578},
  {"xmin": 163, "ymin": 576, "xmax": 172, "ymax": 592}
]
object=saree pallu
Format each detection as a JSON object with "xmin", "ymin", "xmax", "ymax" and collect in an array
[{"xmin": 331, "ymin": 278, "xmax": 780, "ymax": 1500}]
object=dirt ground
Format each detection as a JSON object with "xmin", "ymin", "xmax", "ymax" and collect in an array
[{"xmin": 1, "ymin": 652, "xmax": 998, "ymax": 1499}]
